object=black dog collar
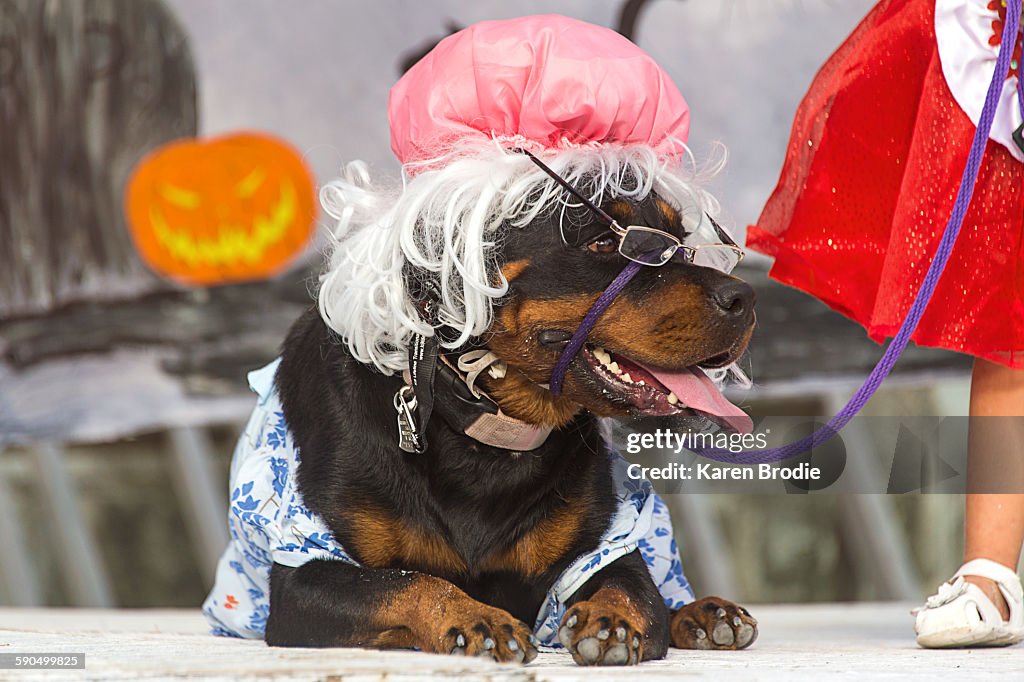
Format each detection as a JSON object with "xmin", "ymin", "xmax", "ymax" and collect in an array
[{"xmin": 395, "ymin": 336, "xmax": 552, "ymax": 453}]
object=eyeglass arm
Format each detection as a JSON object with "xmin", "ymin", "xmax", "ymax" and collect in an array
[
  {"xmin": 518, "ymin": 148, "xmax": 625, "ymax": 230},
  {"xmin": 520, "ymin": 147, "xmax": 741, "ymax": 252},
  {"xmin": 705, "ymin": 214, "xmax": 741, "ymax": 249}
]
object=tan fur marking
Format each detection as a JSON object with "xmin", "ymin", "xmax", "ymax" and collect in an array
[
  {"xmin": 345, "ymin": 509, "xmax": 467, "ymax": 574},
  {"xmin": 587, "ymin": 586, "xmax": 648, "ymax": 631},
  {"xmin": 655, "ymin": 198, "xmax": 680, "ymax": 227},
  {"xmin": 371, "ymin": 626, "xmax": 419, "ymax": 649},
  {"xmin": 370, "ymin": 575, "xmax": 474, "ymax": 649},
  {"xmin": 370, "ymin": 575, "xmax": 535, "ymax": 657},
  {"xmin": 480, "ymin": 365, "xmax": 580, "ymax": 427},
  {"xmin": 479, "ymin": 501, "xmax": 585, "ymax": 575},
  {"xmin": 500, "ymin": 259, "xmax": 531, "ymax": 282},
  {"xmin": 606, "ymin": 199, "xmax": 635, "ymax": 223}
]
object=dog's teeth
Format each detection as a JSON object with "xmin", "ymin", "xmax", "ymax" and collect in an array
[
  {"xmin": 609, "ymin": 362, "xmax": 620, "ymax": 374},
  {"xmin": 637, "ymin": 380, "xmax": 645, "ymax": 386},
  {"xmin": 593, "ymin": 347, "xmax": 611, "ymax": 364},
  {"xmin": 667, "ymin": 392, "xmax": 679, "ymax": 405},
  {"xmin": 621, "ymin": 373, "xmax": 632, "ymax": 383}
]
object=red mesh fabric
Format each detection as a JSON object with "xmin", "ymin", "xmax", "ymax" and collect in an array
[{"xmin": 749, "ymin": 0, "xmax": 1024, "ymax": 368}]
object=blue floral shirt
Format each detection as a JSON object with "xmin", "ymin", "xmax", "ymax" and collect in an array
[{"xmin": 202, "ymin": 360, "xmax": 693, "ymax": 647}]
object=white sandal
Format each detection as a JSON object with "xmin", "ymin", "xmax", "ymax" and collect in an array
[{"xmin": 913, "ymin": 558, "xmax": 1024, "ymax": 648}]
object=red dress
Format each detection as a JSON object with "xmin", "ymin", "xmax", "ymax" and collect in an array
[{"xmin": 748, "ymin": 0, "xmax": 1024, "ymax": 369}]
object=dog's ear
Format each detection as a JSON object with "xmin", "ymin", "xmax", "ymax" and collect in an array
[
  {"xmin": 401, "ymin": 262, "xmax": 441, "ymax": 320},
  {"xmin": 402, "ymin": 261, "xmax": 428, "ymax": 304}
]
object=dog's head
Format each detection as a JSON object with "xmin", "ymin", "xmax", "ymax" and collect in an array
[
  {"xmin": 318, "ymin": 145, "xmax": 754, "ymax": 431},
  {"xmin": 481, "ymin": 187, "xmax": 754, "ymax": 429}
]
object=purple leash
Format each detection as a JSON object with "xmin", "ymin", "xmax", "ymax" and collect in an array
[
  {"xmin": 549, "ymin": 261, "xmax": 644, "ymax": 395},
  {"xmin": 548, "ymin": 0, "xmax": 1021, "ymax": 463}
]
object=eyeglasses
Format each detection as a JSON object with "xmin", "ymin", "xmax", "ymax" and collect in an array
[{"xmin": 520, "ymin": 149, "xmax": 746, "ymax": 273}]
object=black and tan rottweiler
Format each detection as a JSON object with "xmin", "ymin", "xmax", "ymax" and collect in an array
[{"xmin": 262, "ymin": 188, "xmax": 759, "ymax": 665}]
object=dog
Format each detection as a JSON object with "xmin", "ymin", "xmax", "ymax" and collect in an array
[
  {"xmin": 204, "ymin": 15, "xmax": 759, "ymax": 666},
  {"xmin": 261, "ymin": 187, "xmax": 758, "ymax": 664}
]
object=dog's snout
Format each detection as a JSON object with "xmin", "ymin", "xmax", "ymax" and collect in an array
[{"xmin": 710, "ymin": 280, "xmax": 755, "ymax": 320}]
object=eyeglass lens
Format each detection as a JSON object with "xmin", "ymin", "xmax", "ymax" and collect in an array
[
  {"xmin": 619, "ymin": 229, "xmax": 679, "ymax": 265},
  {"xmin": 693, "ymin": 245, "xmax": 742, "ymax": 272}
]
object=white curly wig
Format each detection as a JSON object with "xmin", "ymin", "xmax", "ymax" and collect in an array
[{"xmin": 317, "ymin": 136, "xmax": 746, "ymax": 386}]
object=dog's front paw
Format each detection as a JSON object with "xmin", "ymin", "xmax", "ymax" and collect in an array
[
  {"xmin": 428, "ymin": 603, "xmax": 538, "ymax": 664},
  {"xmin": 670, "ymin": 596, "xmax": 757, "ymax": 650},
  {"xmin": 558, "ymin": 588, "xmax": 647, "ymax": 666}
]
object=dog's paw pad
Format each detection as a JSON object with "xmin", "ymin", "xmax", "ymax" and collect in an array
[
  {"xmin": 711, "ymin": 619, "xmax": 734, "ymax": 646},
  {"xmin": 671, "ymin": 597, "xmax": 758, "ymax": 651},
  {"xmin": 576, "ymin": 636, "xmax": 602, "ymax": 662}
]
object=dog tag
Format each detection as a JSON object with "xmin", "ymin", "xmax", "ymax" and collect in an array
[{"xmin": 394, "ymin": 386, "xmax": 422, "ymax": 453}]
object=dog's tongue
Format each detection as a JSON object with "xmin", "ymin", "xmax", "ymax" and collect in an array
[{"xmin": 638, "ymin": 364, "xmax": 753, "ymax": 434}]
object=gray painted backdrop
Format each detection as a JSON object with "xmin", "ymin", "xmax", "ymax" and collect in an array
[
  {"xmin": 4, "ymin": 2, "xmax": 978, "ymax": 609},
  {"xmin": 166, "ymin": 0, "xmax": 877, "ymax": 245}
]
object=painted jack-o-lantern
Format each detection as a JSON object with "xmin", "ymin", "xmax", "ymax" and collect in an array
[{"xmin": 125, "ymin": 132, "xmax": 316, "ymax": 286}]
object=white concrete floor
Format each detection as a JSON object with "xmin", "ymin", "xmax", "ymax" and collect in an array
[{"xmin": 0, "ymin": 603, "xmax": 1021, "ymax": 681}]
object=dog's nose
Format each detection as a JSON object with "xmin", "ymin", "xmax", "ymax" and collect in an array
[{"xmin": 711, "ymin": 280, "xmax": 755, "ymax": 320}]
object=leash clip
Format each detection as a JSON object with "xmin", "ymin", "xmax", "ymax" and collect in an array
[{"xmin": 394, "ymin": 385, "xmax": 424, "ymax": 453}]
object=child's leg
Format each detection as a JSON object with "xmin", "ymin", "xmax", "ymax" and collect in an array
[{"xmin": 963, "ymin": 358, "xmax": 1024, "ymax": 620}]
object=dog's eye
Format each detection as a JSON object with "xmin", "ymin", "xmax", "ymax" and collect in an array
[{"xmin": 586, "ymin": 233, "xmax": 619, "ymax": 254}]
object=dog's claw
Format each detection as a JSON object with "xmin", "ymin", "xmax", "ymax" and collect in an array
[
  {"xmin": 558, "ymin": 626, "xmax": 574, "ymax": 648},
  {"xmin": 689, "ymin": 624, "xmax": 712, "ymax": 650}
]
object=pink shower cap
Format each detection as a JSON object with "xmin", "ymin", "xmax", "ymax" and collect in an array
[{"xmin": 388, "ymin": 14, "xmax": 691, "ymax": 169}]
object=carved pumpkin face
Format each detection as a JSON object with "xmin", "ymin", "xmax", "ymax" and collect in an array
[{"xmin": 125, "ymin": 132, "xmax": 316, "ymax": 286}]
